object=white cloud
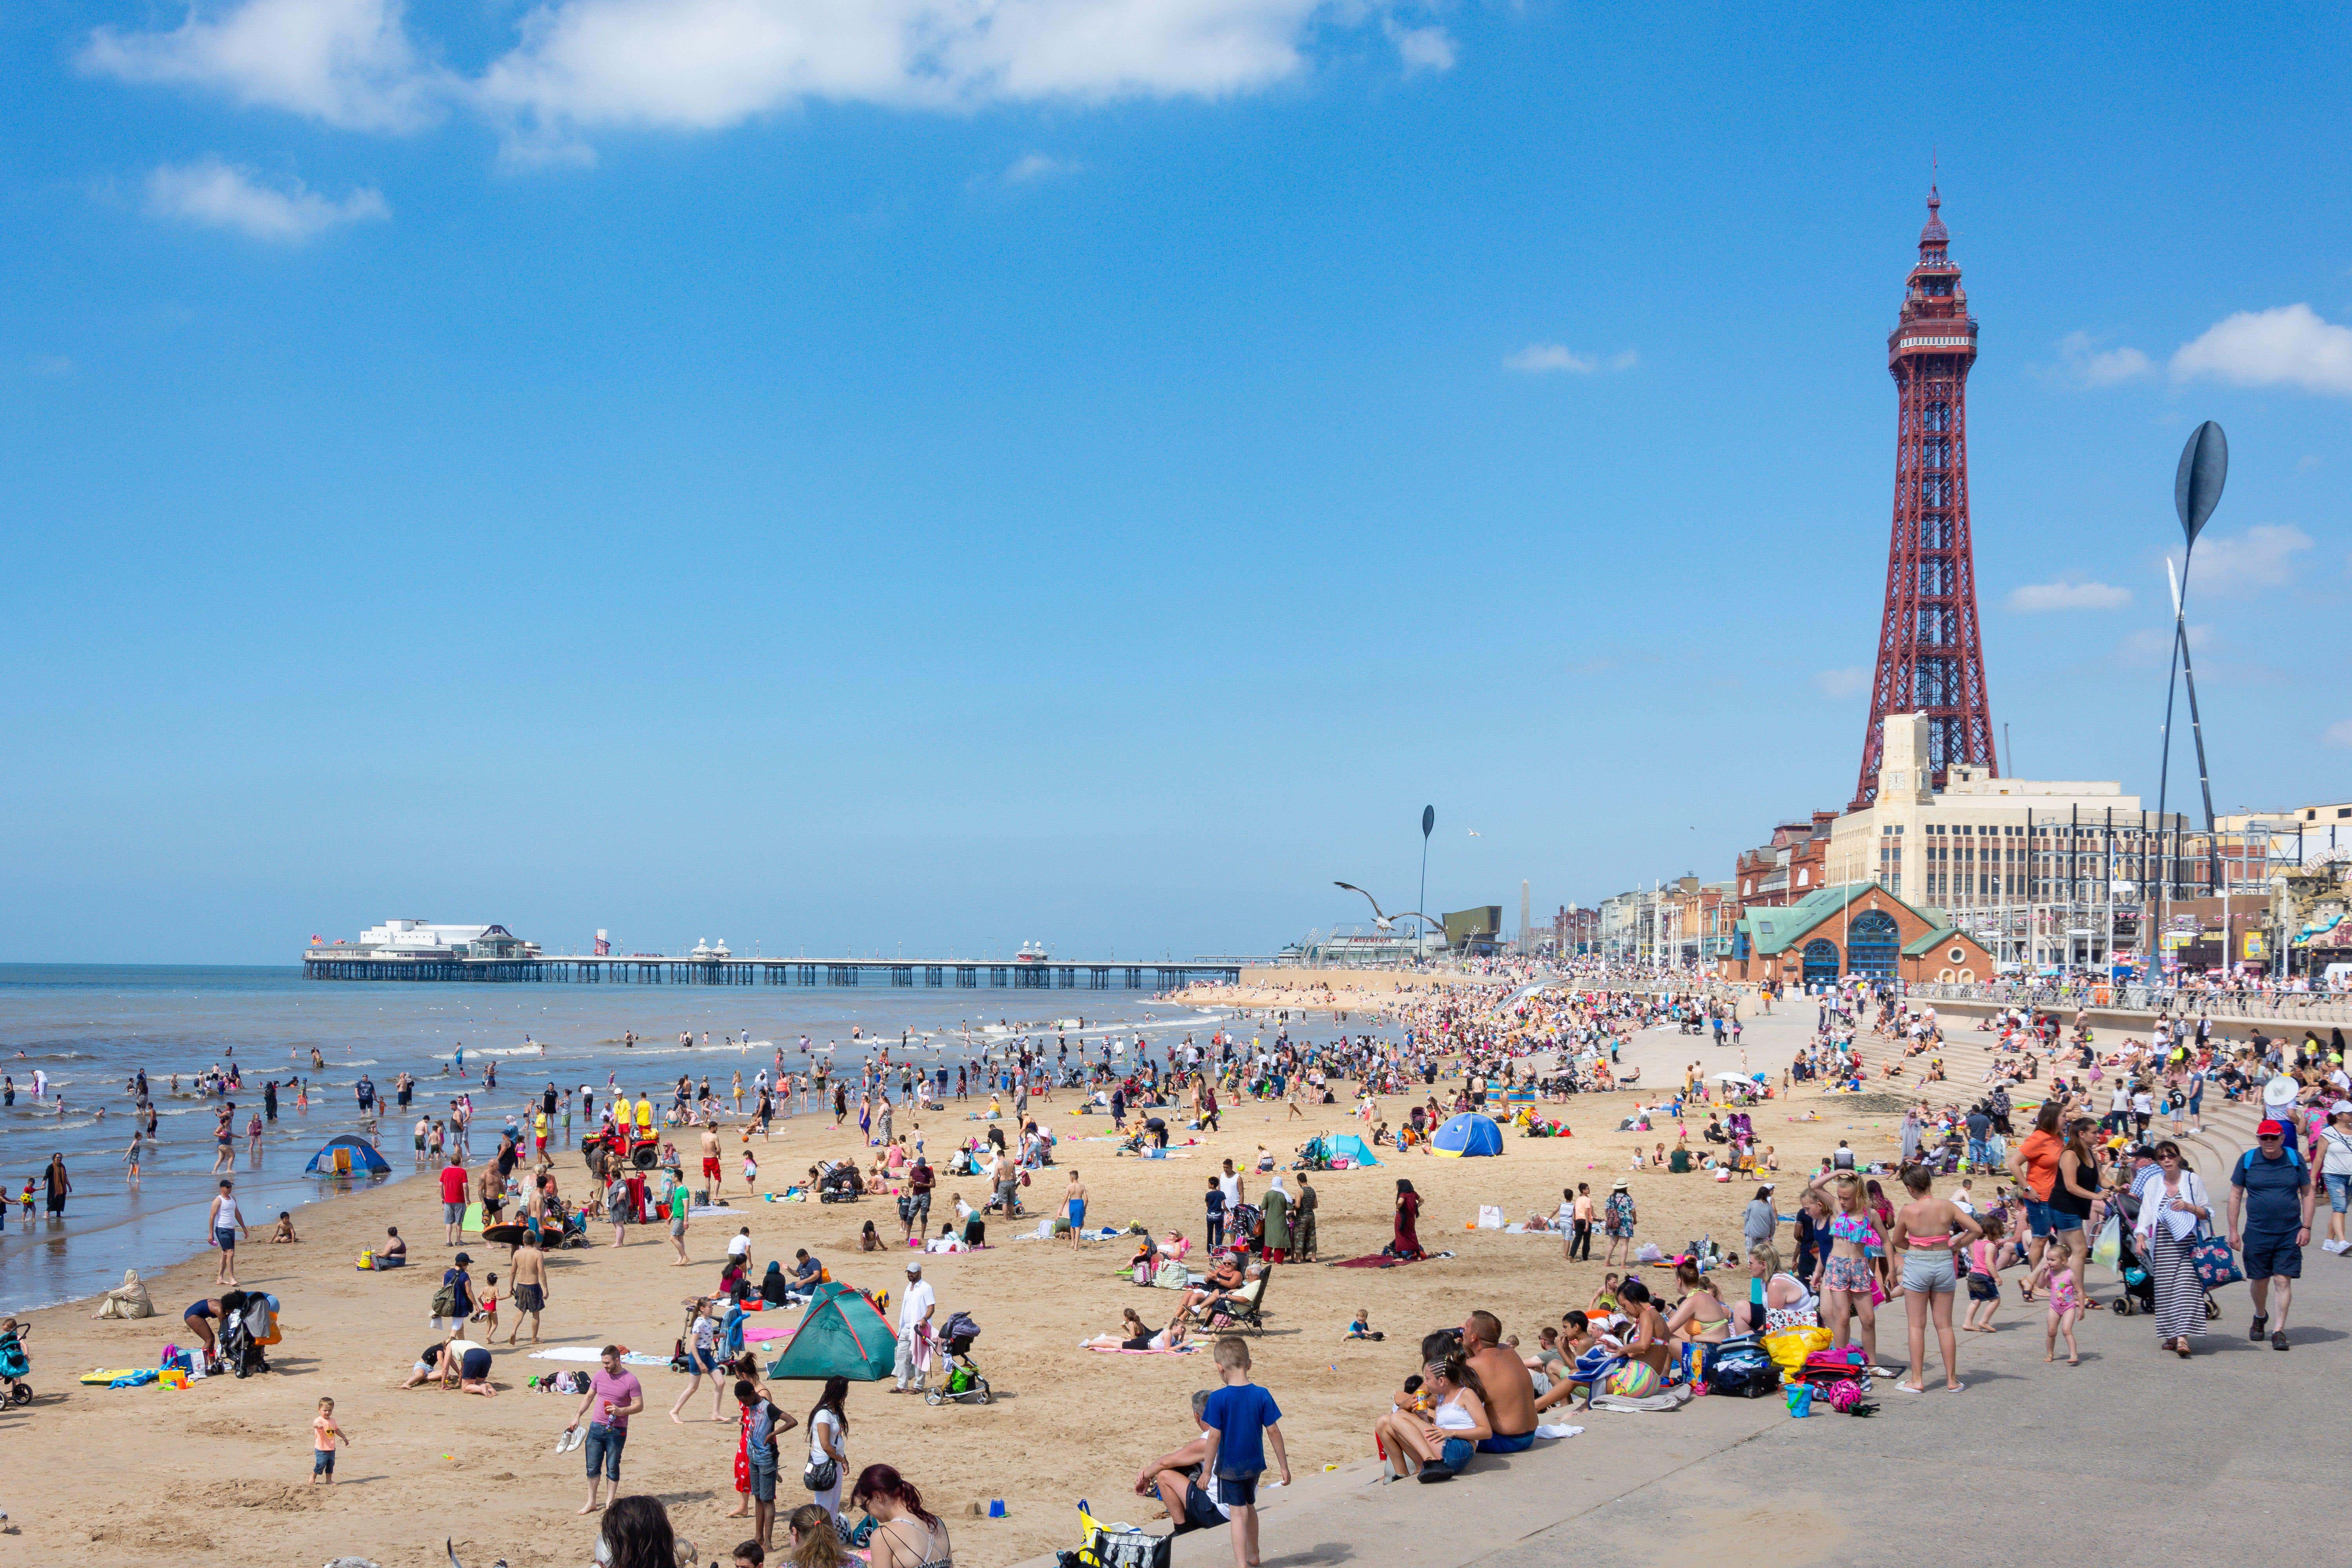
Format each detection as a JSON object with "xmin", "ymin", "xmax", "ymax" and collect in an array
[
  {"xmin": 1812, "ymin": 666, "xmax": 1869, "ymax": 699},
  {"xmin": 87, "ymin": 0, "xmax": 1442, "ymax": 155},
  {"xmin": 1002, "ymin": 152, "xmax": 1076, "ymax": 183},
  {"xmin": 2326, "ymin": 719, "xmax": 2352, "ymax": 750},
  {"xmin": 2172, "ymin": 303, "xmax": 2352, "ymax": 394},
  {"xmin": 1505, "ymin": 343, "xmax": 1635, "ymax": 375},
  {"xmin": 2054, "ymin": 329, "xmax": 2152, "ymax": 387},
  {"xmin": 1385, "ymin": 21, "xmax": 1455, "ymax": 73},
  {"xmin": 84, "ymin": 0, "xmax": 445, "ymax": 133},
  {"xmin": 2006, "ymin": 578, "xmax": 2131, "ymax": 612},
  {"xmin": 145, "ymin": 158, "xmax": 389, "ymax": 242},
  {"xmin": 2173, "ymin": 523, "xmax": 2313, "ymax": 594}
]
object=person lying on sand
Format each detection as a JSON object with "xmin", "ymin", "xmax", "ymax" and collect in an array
[{"xmin": 1083, "ymin": 1307, "xmax": 1191, "ymax": 1352}]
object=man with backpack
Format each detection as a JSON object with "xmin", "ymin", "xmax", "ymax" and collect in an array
[{"xmin": 2229, "ymin": 1120, "xmax": 2317, "ymax": 1350}]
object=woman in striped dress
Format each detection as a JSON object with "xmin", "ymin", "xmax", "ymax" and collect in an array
[{"xmin": 2133, "ymin": 1141, "xmax": 2212, "ymax": 1358}]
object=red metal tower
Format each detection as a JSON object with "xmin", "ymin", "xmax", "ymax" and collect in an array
[{"xmin": 1851, "ymin": 187, "xmax": 1996, "ymax": 809}]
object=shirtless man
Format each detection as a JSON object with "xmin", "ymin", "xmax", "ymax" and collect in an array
[
  {"xmin": 700, "ymin": 1123, "xmax": 724, "ymax": 1195},
  {"xmin": 1459, "ymin": 1309, "xmax": 1537, "ymax": 1453},
  {"xmin": 506, "ymin": 1234, "xmax": 548, "ymax": 1344},
  {"xmin": 1063, "ymin": 1170, "xmax": 1089, "ymax": 1250}
]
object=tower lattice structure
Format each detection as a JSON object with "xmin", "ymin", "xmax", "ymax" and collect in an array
[{"xmin": 1852, "ymin": 187, "xmax": 1996, "ymax": 809}]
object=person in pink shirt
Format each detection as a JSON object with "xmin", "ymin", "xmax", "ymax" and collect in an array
[{"xmin": 564, "ymin": 1345, "xmax": 646, "ymax": 1514}]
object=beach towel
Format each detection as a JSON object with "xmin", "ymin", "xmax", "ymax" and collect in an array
[
  {"xmin": 743, "ymin": 1325, "xmax": 797, "ymax": 1344},
  {"xmin": 1328, "ymin": 1250, "xmax": 1455, "ymax": 1269},
  {"xmin": 1586, "ymin": 1384, "xmax": 1693, "ymax": 1414},
  {"xmin": 528, "ymin": 1348, "xmax": 671, "ymax": 1367},
  {"xmin": 689, "ymin": 1205, "xmax": 745, "ymax": 1218},
  {"xmin": 1533, "ymin": 1424, "xmax": 1584, "ymax": 1439},
  {"xmin": 1084, "ymin": 1342, "xmax": 1198, "ymax": 1354}
]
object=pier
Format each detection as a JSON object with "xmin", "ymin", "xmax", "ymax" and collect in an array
[{"xmin": 301, "ymin": 955, "xmax": 1242, "ymax": 990}]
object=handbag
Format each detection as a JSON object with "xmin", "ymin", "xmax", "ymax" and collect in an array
[
  {"xmin": 2190, "ymin": 1233, "xmax": 2242, "ymax": 1289},
  {"xmin": 802, "ymin": 1456, "xmax": 840, "ymax": 1493}
]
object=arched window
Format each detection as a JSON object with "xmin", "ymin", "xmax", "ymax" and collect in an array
[
  {"xmin": 1802, "ymin": 938, "xmax": 1841, "ymax": 985},
  {"xmin": 1848, "ymin": 910, "xmax": 1900, "ymax": 978}
]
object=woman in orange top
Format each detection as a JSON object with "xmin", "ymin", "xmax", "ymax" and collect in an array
[{"xmin": 2009, "ymin": 1101, "xmax": 2065, "ymax": 1300}]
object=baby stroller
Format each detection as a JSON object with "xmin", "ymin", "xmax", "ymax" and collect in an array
[
  {"xmin": 2109, "ymin": 1224, "xmax": 2156, "ymax": 1317},
  {"xmin": 218, "ymin": 1299, "xmax": 270, "ymax": 1379},
  {"xmin": 817, "ymin": 1163, "xmax": 862, "ymax": 1204},
  {"xmin": 0, "ymin": 1323, "xmax": 31, "ymax": 1405},
  {"xmin": 923, "ymin": 1311, "xmax": 992, "ymax": 1406}
]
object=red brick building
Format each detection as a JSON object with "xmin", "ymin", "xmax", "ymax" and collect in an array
[{"xmin": 1718, "ymin": 882, "xmax": 1995, "ymax": 987}]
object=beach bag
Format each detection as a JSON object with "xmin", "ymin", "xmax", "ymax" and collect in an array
[
  {"xmin": 1060, "ymin": 1501, "xmax": 1173, "ymax": 1568},
  {"xmin": 2192, "ymin": 1234, "xmax": 2243, "ymax": 1289},
  {"xmin": 1762, "ymin": 1325, "xmax": 1829, "ymax": 1374},
  {"xmin": 802, "ymin": 1455, "xmax": 840, "ymax": 1494},
  {"xmin": 1477, "ymin": 1206, "xmax": 1505, "ymax": 1230},
  {"xmin": 430, "ymin": 1283, "xmax": 461, "ymax": 1319},
  {"xmin": 1152, "ymin": 1260, "xmax": 1189, "ymax": 1290},
  {"xmin": 2089, "ymin": 1215, "xmax": 2122, "ymax": 1273}
]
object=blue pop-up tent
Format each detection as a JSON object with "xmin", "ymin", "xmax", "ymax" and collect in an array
[
  {"xmin": 1325, "ymin": 1133, "xmax": 1380, "ymax": 1166},
  {"xmin": 305, "ymin": 1134, "xmax": 391, "ymax": 1176},
  {"xmin": 1430, "ymin": 1113, "xmax": 1503, "ymax": 1158}
]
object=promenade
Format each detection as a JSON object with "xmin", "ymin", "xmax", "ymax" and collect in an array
[{"xmin": 1011, "ymin": 990, "xmax": 2341, "ymax": 1568}]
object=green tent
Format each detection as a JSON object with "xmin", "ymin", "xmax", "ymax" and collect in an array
[{"xmin": 764, "ymin": 1281, "xmax": 897, "ymax": 1381}]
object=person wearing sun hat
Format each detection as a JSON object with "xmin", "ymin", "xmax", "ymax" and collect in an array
[
  {"xmin": 2229, "ymin": 1119, "xmax": 2317, "ymax": 1349},
  {"xmin": 2316, "ymin": 1103, "xmax": 2352, "ymax": 1254}
]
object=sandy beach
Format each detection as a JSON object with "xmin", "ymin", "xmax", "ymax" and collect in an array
[{"xmin": 2, "ymin": 993, "xmax": 1920, "ymax": 1568}]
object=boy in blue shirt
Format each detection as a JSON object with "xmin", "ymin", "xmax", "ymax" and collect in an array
[{"xmin": 1198, "ymin": 1336, "xmax": 1290, "ymax": 1568}]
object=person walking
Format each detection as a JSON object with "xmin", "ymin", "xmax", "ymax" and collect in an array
[
  {"xmin": 2317, "ymin": 1102, "xmax": 2352, "ymax": 1254},
  {"xmin": 207, "ymin": 1179, "xmax": 247, "ymax": 1286},
  {"xmin": 1062, "ymin": 1170, "xmax": 1089, "ymax": 1250},
  {"xmin": 805, "ymin": 1375, "xmax": 850, "ymax": 1521},
  {"xmin": 1742, "ymin": 1184, "xmax": 1778, "ymax": 1258},
  {"xmin": 1601, "ymin": 1178, "xmax": 1636, "ymax": 1269},
  {"xmin": 564, "ymin": 1345, "xmax": 645, "ymax": 1515},
  {"xmin": 1565, "ymin": 1183, "xmax": 1595, "ymax": 1263},
  {"xmin": 2133, "ymin": 1141, "xmax": 2212, "ymax": 1357},
  {"xmin": 2229, "ymin": 1119, "xmax": 2317, "ymax": 1350}
]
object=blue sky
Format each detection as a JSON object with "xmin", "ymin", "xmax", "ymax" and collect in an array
[{"xmin": 4, "ymin": 2, "xmax": 2350, "ymax": 964}]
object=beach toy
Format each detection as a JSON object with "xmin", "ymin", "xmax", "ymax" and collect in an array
[{"xmin": 988, "ymin": 1500, "xmax": 1006, "ymax": 1518}]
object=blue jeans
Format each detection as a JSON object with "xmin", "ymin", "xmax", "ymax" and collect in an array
[
  {"xmin": 1967, "ymin": 1139, "xmax": 1990, "ymax": 1166},
  {"xmin": 2327, "ymin": 1173, "xmax": 2352, "ymax": 1214},
  {"xmin": 1439, "ymin": 1437, "xmax": 1474, "ymax": 1472},
  {"xmin": 584, "ymin": 1422, "xmax": 626, "ymax": 1481}
]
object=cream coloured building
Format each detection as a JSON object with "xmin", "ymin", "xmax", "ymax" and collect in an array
[{"xmin": 1823, "ymin": 713, "xmax": 2194, "ymax": 971}]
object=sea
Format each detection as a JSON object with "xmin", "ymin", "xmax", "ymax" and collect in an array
[{"xmin": 0, "ymin": 964, "xmax": 1244, "ymax": 1313}]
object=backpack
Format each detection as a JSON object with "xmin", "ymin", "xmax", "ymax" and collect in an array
[{"xmin": 430, "ymin": 1282, "xmax": 460, "ymax": 1319}]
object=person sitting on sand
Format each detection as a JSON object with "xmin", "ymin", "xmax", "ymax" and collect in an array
[
  {"xmin": 399, "ymin": 1338, "xmax": 451, "ymax": 1390},
  {"xmin": 1346, "ymin": 1308, "xmax": 1383, "ymax": 1341},
  {"xmin": 374, "ymin": 1226, "xmax": 408, "ymax": 1267},
  {"xmin": 858, "ymin": 1221, "xmax": 886, "ymax": 1253},
  {"xmin": 270, "ymin": 1210, "xmax": 300, "ymax": 1244},
  {"xmin": 1371, "ymin": 1352, "xmax": 1489, "ymax": 1482}
]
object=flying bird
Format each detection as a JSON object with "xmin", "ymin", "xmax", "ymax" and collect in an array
[
  {"xmin": 1468, "ymin": 829, "xmax": 1481, "ymax": 837},
  {"xmin": 1333, "ymin": 882, "xmax": 1443, "ymax": 936}
]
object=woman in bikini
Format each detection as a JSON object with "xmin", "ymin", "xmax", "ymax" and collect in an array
[{"xmin": 1886, "ymin": 1163, "xmax": 1983, "ymax": 1394}]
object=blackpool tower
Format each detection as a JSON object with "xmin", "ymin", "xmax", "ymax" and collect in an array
[{"xmin": 1851, "ymin": 187, "xmax": 1996, "ymax": 809}]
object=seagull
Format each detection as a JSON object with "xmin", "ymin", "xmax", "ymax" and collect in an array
[
  {"xmin": 1468, "ymin": 829, "xmax": 1482, "ymax": 837},
  {"xmin": 1333, "ymin": 882, "xmax": 1444, "ymax": 936}
]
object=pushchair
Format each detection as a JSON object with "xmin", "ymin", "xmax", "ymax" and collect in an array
[
  {"xmin": 923, "ymin": 1311, "xmax": 992, "ymax": 1406},
  {"xmin": 817, "ymin": 1163, "xmax": 863, "ymax": 1204},
  {"xmin": 2109, "ymin": 1224, "xmax": 2156, "ymax": 1317},
  {"xmin": 218, "ymin": 1299, "xmax": 270, "ymax": 1379},
  {"xmin": 0, "ymin": 1322, "xmax": 31, "ymax": 1405}
]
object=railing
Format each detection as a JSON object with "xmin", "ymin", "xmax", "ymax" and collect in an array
[{"xmin": 1899, "ymin": 980, "xmax": 2352, "ymax": 1025}]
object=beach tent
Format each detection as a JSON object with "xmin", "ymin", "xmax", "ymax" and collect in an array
[
  {"xmin": 1326, "ymin": 1134, "xmax": 1380, "ymax": 1167},
  {"xmin": 1430, "ymin": 1113, "xmax": 1503, "ymax": 1158},
  {"xmin": 764, "ymin": 1281, "xmax": 895, "ymax": 1382},
  {"xmin": 304, "ymin": 1134, "xmax": 391, "ymax": 1177}
]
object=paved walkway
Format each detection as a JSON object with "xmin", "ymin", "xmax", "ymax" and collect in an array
[{"xmin": 1013, "ymin": 998, "xmax": 2345, "ymax": 1566}]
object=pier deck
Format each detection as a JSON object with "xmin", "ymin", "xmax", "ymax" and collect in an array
[{"xmin": 302, "ymin": 955, "xmax": 1240, "ymax": 989}]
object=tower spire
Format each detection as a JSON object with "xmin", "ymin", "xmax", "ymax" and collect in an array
[{"xmin": 1852, "ymin": 189, "xmax": 1996, "ymax": 810}]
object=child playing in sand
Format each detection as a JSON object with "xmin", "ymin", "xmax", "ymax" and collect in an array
[
  {"xmin": 742, "ymin": 1146, "xmax": 759, "ymax": 1191},
  {"xmin": 2033, "ymin": 1248, "xmax": 2083, "ymax": 1365},
  {"xmin": 1345, "ymin": 1308, "xmax": 1383, "ymax": 1342},
  {"xmin": 478, "ymin": 1273, "xmax": 500, "ymax": 1338},
  {"xmin": 310, "ymin": 1397, "xmax": 348, "ymax": 1484},
  {"xmin": 270, "ymin": 1211, "xmax": 300, "ymax": 1244}
]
